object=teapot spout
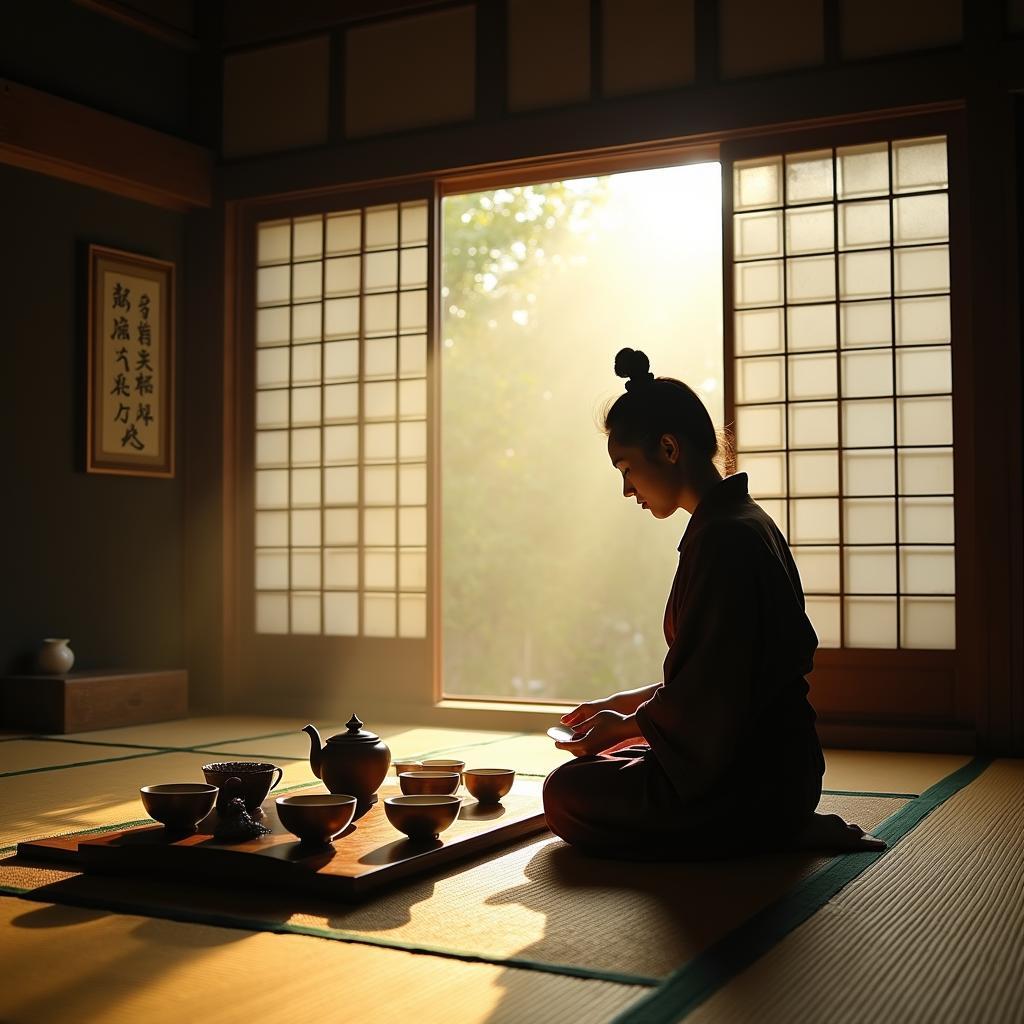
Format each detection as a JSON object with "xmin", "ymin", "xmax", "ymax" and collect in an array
[{"xmin": 302, "ymin": 724, "xmax": 323, "ymax": 779}]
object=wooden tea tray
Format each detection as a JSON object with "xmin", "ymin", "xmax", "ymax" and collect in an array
[{"xmin": 18, "ymin": 780, "xmax": 549, "ymax": 901}]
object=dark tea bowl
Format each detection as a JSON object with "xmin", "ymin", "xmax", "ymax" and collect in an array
[
  {"xmin": 399, "ymin": 770, "xmax": 460, "ymax": 796},
  {"xmin": 463, "ymin": 768, "xmax": 515, "ymax": 804},
  {"xmin": 140, "ymin": 783, "xmax": 218, "ymax": 832},
  {"xmin": 384, "ymin": 794, "xmax": 461, "ymax": 840},
  {"xmin": 276, "ymin": 794, "xmax": 357, "ymax": 844},
  {"xmin": 202, "ymin": 761, "xmax": 283, "ymax": 811}
]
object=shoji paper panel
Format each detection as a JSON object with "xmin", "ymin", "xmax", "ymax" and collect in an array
[
  {"xmin": 731, "ymin": 135, "xmax": 955, "ymax": 649},
  {"xmin": 254, "ymin": 201, "xmax": 430, "ymax": 638}
]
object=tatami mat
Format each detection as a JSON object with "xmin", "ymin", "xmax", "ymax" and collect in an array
[
  {"xmin": 44, "ymin": 719, "xmax": 518, "ymax": 758},
  {"xmin": 2, "ymin": 714, "xmax": 1005, "ymax": 1024},
  {"xmin": 819, "ymin": 748, "xmax": 972, "ymax": 796},
  {"xmin": 195, "ymin": 725, "xmax": 525, "ymax": 764},
  {"xmin": 0, "ymin": 740, "xmax": 164, "ymax": 776},
  {"xmin": 43, "ymin": 716, "xmax": 309, "ymax": 748},
  {"xmin": 351, "ymin": 725, "xmax": 524, "ymax": 761},
  {"xmin": 634, "ymin": 758, "xmax": 1022, "ymax": 1024},
  {"xmin": 0, "ymin": 896, "xmax": 646, "ymax": 1024},
  {"xmin": 282, "ymin": 794, "xmax": 901, "ymax": 978}
]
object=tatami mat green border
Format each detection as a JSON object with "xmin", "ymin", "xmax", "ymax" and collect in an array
[
  {"xmin": 609, "ymin": 755, "xmax": 995, "ymax": 1024},
  {"xmin": 821, "ymin": 787, "xmax": 918, "ymax": 799},
  {"xmin": 20, "ymin": 736, "xmax": 194, "ymax": 751},
  {"xmin": 4, "ymin": 729, "xmax": 308, "ymax": 757},
  {"xmin": 1, "ymin": 727, "xmax": 325, "ymax": 760},
  {"xmin": 0, "ymin": 748, "xmax": 173, "ymax": 779},
  {"xmin": 0, "ymin": 734, "xmax": 280, "ymax": 778}
]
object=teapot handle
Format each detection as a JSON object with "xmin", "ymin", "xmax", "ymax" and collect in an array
[{"xmin": 269, "ymin": 766, "xmax": 284, "ymax": 792}]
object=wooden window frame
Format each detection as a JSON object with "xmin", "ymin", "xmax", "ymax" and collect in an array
[{"xmin": 226, "ymin": 107, "xmax": 979, "ymax": 750}]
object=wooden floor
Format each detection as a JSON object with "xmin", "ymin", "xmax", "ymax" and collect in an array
[{"xmin": 1, "ymin": 716, "xmax": 1019, "ymax": 1024}]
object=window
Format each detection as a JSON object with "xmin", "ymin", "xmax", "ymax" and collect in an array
[
  {"xmin": 252, "ymin": 201, "xmax": 430, "ymax": 637},
  {"xmin": 242, "ymin": 125, "xmax": 962, "ymax": 722},
  {"xmin": 731, "ymin": 136, "xmax": 955, "ymax": 649},
  {"xmin": 440, "ymin": 164, "xmax": 723, "ymax": 701}
]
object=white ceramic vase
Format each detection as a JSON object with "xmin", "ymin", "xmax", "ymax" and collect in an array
[{"xmin": 37, "ymin": 638, "xmax": 74, "ymax": 675}]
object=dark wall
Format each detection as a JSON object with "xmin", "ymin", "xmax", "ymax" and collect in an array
[
  {"xmin": 1019, "ymin": 97, "xmax": 1024, "ymax": 419},
  {"xmin": 4, "ymin": 0, "xmax": 197, "ymax": 141},
  {"xmin": 0, "ymin": 163, "xmax": 187, "ymax": 675}
]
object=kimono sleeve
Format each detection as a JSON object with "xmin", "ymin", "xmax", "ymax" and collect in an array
[{"xmin": 635, "ymin": 524, "xmax": 761, "ymax": 804}]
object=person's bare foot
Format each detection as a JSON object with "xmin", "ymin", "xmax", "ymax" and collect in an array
[{"xmin": 786, "ymin": 812, "xmax": 887, "ymax": 853}]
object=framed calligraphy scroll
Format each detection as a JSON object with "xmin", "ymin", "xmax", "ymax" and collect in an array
[{"xmin": 87, "ymin": 245, "xmax": 175, "ymax": 477}]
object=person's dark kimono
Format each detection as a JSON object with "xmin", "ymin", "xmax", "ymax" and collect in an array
[{"xmin": 542, "ymin": 472, "xmax": 826, "ymax": 861}]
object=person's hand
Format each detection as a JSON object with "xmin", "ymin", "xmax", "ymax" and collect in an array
[
  {"xmin": 553, "ymin": 710, "xmax": 642, "ymax": 757},
  {"xmin": 560, "ymin": 683, "xmax": 662, "ymax": 729},
  {"xmin": 560, "ymin": 697, "xmax": 618, "ymax": 730}
]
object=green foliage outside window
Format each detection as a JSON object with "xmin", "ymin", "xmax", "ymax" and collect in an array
[{"xmin": 441, "ymin": 169, "xmax": 722, "ymax": 701}]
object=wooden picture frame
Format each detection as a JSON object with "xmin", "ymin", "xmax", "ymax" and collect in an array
[{"xmin": 87, "ymin": 244, "xmax": 175, "ymax": 477}]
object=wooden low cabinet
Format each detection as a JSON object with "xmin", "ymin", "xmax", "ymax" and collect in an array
[{"xmin": 1, "ymin": 669, "xmax": 187, "ymax": 733}]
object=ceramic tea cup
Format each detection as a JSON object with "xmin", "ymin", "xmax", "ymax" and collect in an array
[
  {"xmin": 399, "ymin": 770, "xmax": 460, "ymax": 796},
  {"xmin": 140, "ymin": 783, "xmax": 218, "ymax": 832},
  {"xmin": 384, "ymin": 794, "xmax": 461, "ymax": 840},
  {"xmin": 420, "ymin": 759, "xmax": 465, "ymax": 783},
  {"xmin": 276, "ymin": 793, "xmax": 357, "ymax": 844},
  {"xmin": 463, "ymin": 768, "xmax": 515, "ymax": 804},
  {"xmin": 202, "ymin": 761, "xmax": 284, "ymax": 811},
  {"xmin": 393, "ymin": 759, "xmax": 424, "ymax": 777}
]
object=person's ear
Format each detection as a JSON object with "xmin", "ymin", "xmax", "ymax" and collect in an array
[{"xmin": 661, "ymin": 433, "xmax": 679, "ymax": 464}]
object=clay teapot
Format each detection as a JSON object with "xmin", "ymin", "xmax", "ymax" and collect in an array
[{"xmin": 303, "ymin": 714, "xmax": 391, "ymax": 806}]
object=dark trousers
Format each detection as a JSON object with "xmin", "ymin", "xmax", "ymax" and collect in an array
[{"xmin": 542, "ymin": 710, "xmax": 825, "ymax": 862}]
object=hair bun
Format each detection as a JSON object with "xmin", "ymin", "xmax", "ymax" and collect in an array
[{"xmin": 614, "ymin": 348, "xmax": 654, "ymax": 391}]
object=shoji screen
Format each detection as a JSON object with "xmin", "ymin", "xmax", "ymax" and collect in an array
[
  {"xmin": 730, "ymin": 136, "xmax": 954, "ymax": 651},
  {"xmin": 252, "ymin": 201, "xmax": 430, "ymax": 638}
]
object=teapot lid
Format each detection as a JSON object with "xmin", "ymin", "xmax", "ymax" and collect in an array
[{"xmin": 326, "ymin": 713, "xmax": 381, "ymax": 745}]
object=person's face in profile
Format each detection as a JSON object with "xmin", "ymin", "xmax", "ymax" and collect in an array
[{"xmin": 608, "ymin": 433, "xmax": 684, "ymax": 519}]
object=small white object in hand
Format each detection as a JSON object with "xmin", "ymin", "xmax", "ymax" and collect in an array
[{"xmin": 547, "ymin": 724, "xmax": 583, "ymax": 744}]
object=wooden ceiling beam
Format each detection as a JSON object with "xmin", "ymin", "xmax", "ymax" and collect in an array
[
  {"xmin": 72, "ymin": 0, "xmax": 200, "ymax": 51},
  {"xmin": 0, "ymin": 79, "xmax": 213, "ymax": 211}
]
